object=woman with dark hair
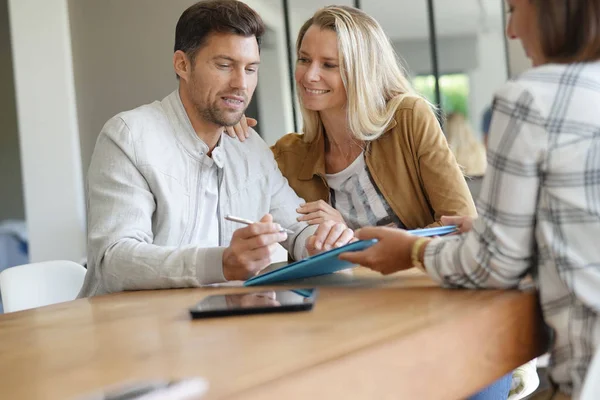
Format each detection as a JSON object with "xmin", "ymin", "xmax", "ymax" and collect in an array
[{"xmin": 341, "ymin": 1, "xmax": 600, "ymax": 398}]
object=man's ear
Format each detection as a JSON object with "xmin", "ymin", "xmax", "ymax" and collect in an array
[{"xmin": 174, "ymin": 50, "xmax": 191, "ymax": 82}]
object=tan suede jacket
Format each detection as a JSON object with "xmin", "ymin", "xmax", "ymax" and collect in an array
[{"xmin": 271, "ymin": 96, "xmax": 477, "ymax": 229}]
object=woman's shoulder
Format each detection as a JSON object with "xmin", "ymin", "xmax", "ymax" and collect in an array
[
  {"xmin": 270, "ymin": 132, "xmax": 311, "ymax": 159},
  {"xmin": 394, "ymin": 94, "xmax": 425, "ymax": 112},
  {"xmin": 377, "ymin": 95, "xmax": 439, "ymax": 143},
  {"xmin": 391, "ymin": 95, "xmax": 437, "ymax": 123},
  {"xmin": 495, "ymin": 63, "xmax": 580, "ymax": 103}
]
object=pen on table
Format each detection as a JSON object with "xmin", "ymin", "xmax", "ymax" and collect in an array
[{"xmin": 224, "ymin": 215, "xmax": 295, "ymax": 235}]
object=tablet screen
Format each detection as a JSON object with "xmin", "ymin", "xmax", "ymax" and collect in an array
[{"xmin": 189, "ymin": 289, "xmax": 316, "ymax": 318}]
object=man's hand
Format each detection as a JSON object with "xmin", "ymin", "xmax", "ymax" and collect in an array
[
  {"xmin": 297, "ymin": 200, "xmax": 345, "ymax": 225},
  {"xmin": 305, "ymin": 220, "xmax": 354, "ymax": 256},
  {"xmin": 338, "ymin": 226, "xmax": 419, "ymax": 275},
  {"xmin": 224, "ymin": 115, "xmax": 257, "ymax": 142},
  {"xmin": 222, "ymin": 214, "xmax": 287, "ymax": 281},
  {"xmin": 441, "ymin": 215, "xmax": 474, "ymax": 234}
]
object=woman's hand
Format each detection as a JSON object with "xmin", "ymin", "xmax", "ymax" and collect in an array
[
  {"xmin": 297, "ymin": 200, "xmax": 345, "ymax": 225},
  {"xmin": 224, "ymin": 115, "xmax": 257, "ymax": 141},
  {"xmin": 305, "ymin": 220, "xmax": 354, "ymax": 255},
  {"xmin": 441, "ymin": 215, "xmax": 474, "ymax": 234},
  {"xmin": 338, "ymin": 226, "xmax": 419, "ymax": 275}
]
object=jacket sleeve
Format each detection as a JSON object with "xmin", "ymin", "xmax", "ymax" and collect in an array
[
  {"xmin": 411, "ymin": 100, "xmax": 478, "ymax": 226},
  {"xmin": 85, "ymin": 117, "xmax": 226, "ymax": 295}
]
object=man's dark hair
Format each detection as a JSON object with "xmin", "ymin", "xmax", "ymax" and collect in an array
[{"xmin": 174, "ymin": 0, "xmax": 265, "ymax": 62}]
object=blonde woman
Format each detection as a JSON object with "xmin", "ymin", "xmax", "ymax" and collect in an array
[
  {"xmin": 341, "ymin": 0, "xmax": 600, "ymax": 398},
  {"xmin": 445, "ymin": 112, "xmax": 487, "ymax": 177},
  {"xmin": 270, "ymin": 6, "xmax": 476, "ymax": 236}
]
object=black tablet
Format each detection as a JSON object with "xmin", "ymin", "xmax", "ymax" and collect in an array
[{"xmin": 189, "ymin": 289, "xmax": 317, "ymax": 319}]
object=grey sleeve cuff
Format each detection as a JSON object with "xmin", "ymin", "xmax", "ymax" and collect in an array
[
  {"xmin": 196, "ymin": 247, "xmax": 227, "ymax": 284},
  {"xmin": 291, "ymin": 224, "xmax": 318, "ymax": 261},
  {"xmin": 423, "ymin": 238, "xmax": 444, "ymax": 284}
]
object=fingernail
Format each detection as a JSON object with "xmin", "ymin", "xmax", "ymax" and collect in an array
[
  {"xmin": 323, "ymin": 244, "xmax": 331, "ymax": 251},
  {"xmin": 315, "ymin": 241, "xmax": 322, "ymax": 248},
  {"xmin": 275, "ymin": 224, "xmax": 282, "ymax": 231}
]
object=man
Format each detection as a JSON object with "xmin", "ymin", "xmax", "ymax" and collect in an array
[{"xmin": 79, "ymin": 0, "xmax": 353, "ymax": 297}]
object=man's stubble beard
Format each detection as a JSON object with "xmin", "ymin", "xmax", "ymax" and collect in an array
[{"xmin": 190, "ymin": 77, "xmax": 247, "ymax": 127}]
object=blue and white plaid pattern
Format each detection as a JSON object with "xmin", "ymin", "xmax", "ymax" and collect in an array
[{"xmin": 424, "ymin": 62, "xmax": 600, "ymax": 397}]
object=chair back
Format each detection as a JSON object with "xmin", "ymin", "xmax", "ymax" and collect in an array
[{"xmin": 0, "ymin": 260, "xmax": 86, "ymax": 313}]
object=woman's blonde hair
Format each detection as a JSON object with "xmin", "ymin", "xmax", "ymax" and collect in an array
[
  {"xmin": 296, "ymin": 6, "xmax": 424, "ymax": 143},
  {"xmin": 445, "ymin": 113, "xmax": 487, "ymax": 177}
]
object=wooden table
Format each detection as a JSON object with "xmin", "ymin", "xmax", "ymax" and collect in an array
[{"xmin": 0, "ymin": 269, "xmax": 548, "ymax": 400}]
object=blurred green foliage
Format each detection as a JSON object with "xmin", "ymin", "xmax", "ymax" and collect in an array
[{"xmin": 413, "ymin": 74, "xmax": 469, "ymax": 117}]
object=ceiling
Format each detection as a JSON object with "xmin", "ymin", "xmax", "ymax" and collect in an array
[{"xmin": 286, "ymin": 0, "xmax": 505, "ymax": 40}]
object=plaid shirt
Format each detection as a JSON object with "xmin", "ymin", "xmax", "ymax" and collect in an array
[{"xmin": 424, "ymin": 62, "xmax": 600, "ymax": 397}]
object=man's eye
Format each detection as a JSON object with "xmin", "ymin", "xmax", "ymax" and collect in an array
[{"xmin": 297, "ymin": 58, "xmax": 309, "ymax": 63}]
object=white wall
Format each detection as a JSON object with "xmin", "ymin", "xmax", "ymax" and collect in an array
[
  {"xmin": 256, "ymin": 27, "xmax": 295, "ymax": 144},
  {"xmin": 468, "ymin": 29, "xmax": 508, "ymax": 137},
  {"xmin": 8, "ymin": 0, "xmax": 86, "ymax": 262},
  {"xmin": 507, "ymin": 38, "xmax": 532, "ymax": 78},
  {"xmin": 0, "ymin": 0, "xmax": 24, "ymax": 221},
  {"xmin": 394, "ymin": 36, "xmax": 478, "ymax": 76}
]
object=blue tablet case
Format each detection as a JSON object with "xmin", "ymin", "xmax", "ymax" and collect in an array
[{"xmin": 244, "ymin": 239, "xmax": 377, "ymax": 287}]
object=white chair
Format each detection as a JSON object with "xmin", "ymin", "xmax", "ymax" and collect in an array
[
  {"xmin": 0, "ymin": 260, "xmax": 86, "ymax": 313},
  {"xmin": 581, "ymin": 348, "xmax": 600, "ymax": 400}
]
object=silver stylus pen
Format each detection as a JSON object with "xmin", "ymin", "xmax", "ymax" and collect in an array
[{"xmin": 224, "ymin": 215, "xmax": 295, "ymax": 234}]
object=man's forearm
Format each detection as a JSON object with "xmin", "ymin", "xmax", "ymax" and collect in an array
[{"xmin": 94, "ymin": 239, "xmax": 227, "ymax": 293}]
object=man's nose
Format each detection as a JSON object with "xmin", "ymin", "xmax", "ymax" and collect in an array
[{"xmin": 230, "ymin": 69, "xmax": 248, "ymax": 90}]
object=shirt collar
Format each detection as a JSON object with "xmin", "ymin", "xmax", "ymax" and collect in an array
[
  {"xmin": 162, "ymin": 89, "xmax": 223, "ymax": 160},
  {"xmin": 297, "ymin": 118, "xmax": 397, "ymax": 180}
]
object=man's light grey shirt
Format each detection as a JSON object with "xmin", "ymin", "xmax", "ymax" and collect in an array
[{"xmin": 79, "ymin": 90, "xmax": 314, "ymax": 297}]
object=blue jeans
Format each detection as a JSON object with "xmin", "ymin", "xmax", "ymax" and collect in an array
[{"xmin": 468, "ymin": 374, "xmax": 512, "ymax": 400}]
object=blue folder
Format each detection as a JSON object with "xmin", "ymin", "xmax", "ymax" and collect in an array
[{"xmin": 407, "ymin": 225, "xmax": 457, "ymax": 237}]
